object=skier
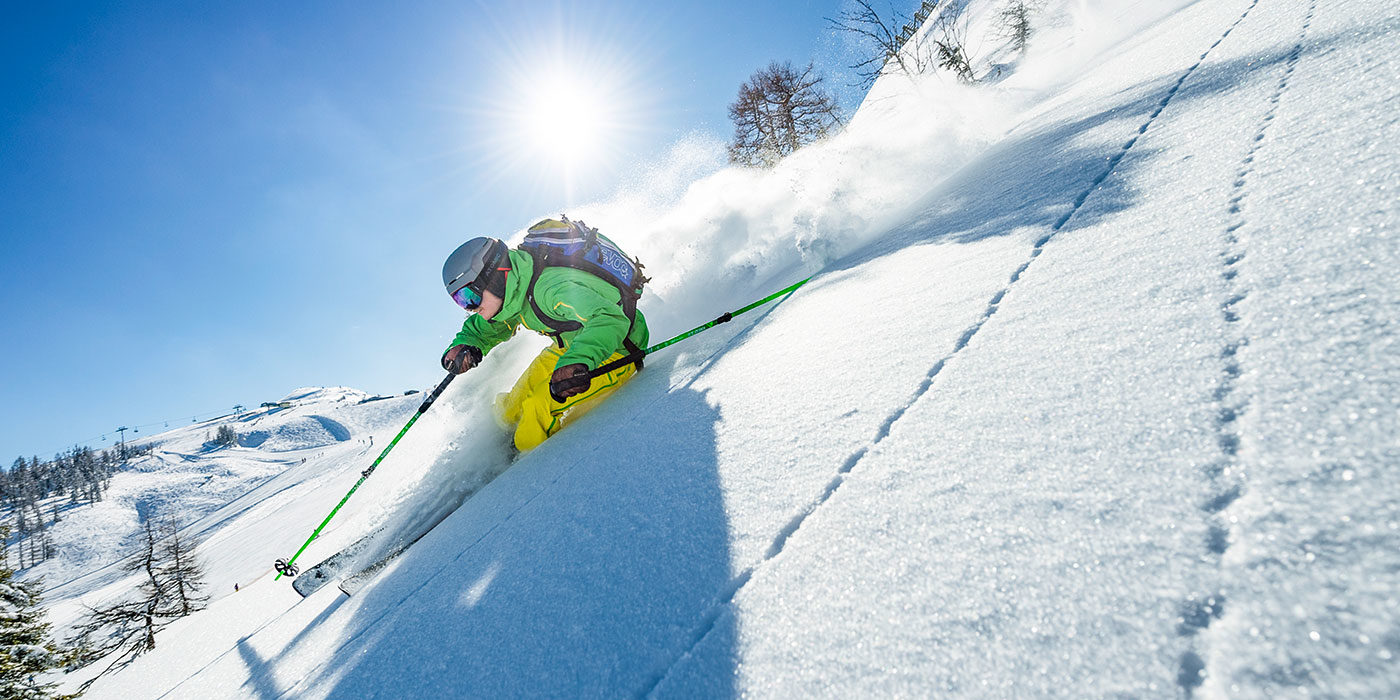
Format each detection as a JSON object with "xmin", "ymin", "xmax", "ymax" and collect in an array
[{"xmin": 440, "ymin": 218, "xmax": 649, "ymax": 451}]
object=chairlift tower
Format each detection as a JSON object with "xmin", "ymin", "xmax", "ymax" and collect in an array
[{"xmin": 115, "ymin": 427, "xmax": 129, "ymax": 460}]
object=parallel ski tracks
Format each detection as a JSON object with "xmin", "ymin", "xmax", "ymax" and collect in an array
[
  {"xmin": 638, "ymin": 1, "xmax": 1269, "ymax": 695},
  {"xmin": 1180, "ymin": 0, "xmax": 1317, "ymax": 695}
]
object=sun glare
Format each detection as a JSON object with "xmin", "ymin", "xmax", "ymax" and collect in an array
[
  {"xmin": 449, "ymin": 7, "xmax": 660, "ymax": 207},
  {"xmin": 522, "ymin": 73, "xmax": 614, "ymax": 167},
  {"xmin": 474, "ymin": 58, "xmax": 644, "ymax": 205}
]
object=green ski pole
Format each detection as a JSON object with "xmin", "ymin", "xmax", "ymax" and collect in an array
[
  {"xmin": 569, "ymin": 276, "xmax": 812, "ymax": 385},
  {"xmin": 274, "ymin": 372, "xmax": 456, "ymax": 581}
]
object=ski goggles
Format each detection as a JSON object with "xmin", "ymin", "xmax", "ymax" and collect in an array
[{"xmin": 451, "ymin": 284, "xmax": 483, "ymax": 311}]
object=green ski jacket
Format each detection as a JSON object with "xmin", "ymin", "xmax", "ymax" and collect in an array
[{"xmin": 445, "ymin": 248, "xmax": 649, "ymax": 370}]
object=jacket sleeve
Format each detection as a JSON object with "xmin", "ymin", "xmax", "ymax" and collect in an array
[
  {"xmin": 536, "ymin": 274, "xmax": 631, "ymax": 370},
  {"xmin": 445, "ymin": 314, "xmax": 517, "ymax": 359}
]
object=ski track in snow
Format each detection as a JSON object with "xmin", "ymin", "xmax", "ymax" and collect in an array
[
  {"xmin": 637, "ymin": 3, "xmax": 1269, "ymax": 696},
  {"xmin": 1182, "ymin": 0, "xmax": 1318, "ymax": 694},
  {"xmin": 55, "ymin": 2, "xmax": 1400, "ymax": 696},
  {"xmin": 154, "ymin": 601, "xmax": 300, "ymax": 700}
]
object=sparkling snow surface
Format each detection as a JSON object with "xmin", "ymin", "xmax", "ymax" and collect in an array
[{"xmin": 70, "ymin": 0, "xmax": 1397, "ymax": 697}]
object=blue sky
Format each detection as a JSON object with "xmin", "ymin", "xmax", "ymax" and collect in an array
[{"xmin": 0, "ymin": 1, "xmax": 871, "ymax": 460}]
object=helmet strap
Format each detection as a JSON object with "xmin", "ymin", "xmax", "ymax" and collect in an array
[
  {"xmin": 485, "ymin": 268, "xmax": 508, "ymax": 299},
  {"xmin": 479, "ymin": 241, "xmax": 510, "ymax": 299}
]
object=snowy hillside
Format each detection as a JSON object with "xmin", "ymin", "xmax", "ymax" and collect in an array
[
  {"xmin": 29, "ymin": 389, "xmax": 413, "ymax": 618},
  {"xmin": 51, "ymin": 0, "xmax": 1399, "ymax": 696}
]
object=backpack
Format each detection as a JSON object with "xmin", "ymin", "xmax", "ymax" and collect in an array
[{"xmin": 518, "ymin": 216, "xmax": 649, "ymax": 365}]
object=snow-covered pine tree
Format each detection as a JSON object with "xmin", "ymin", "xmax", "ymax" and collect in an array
[
  {"xmin": 215, "ymin": 425, "xmax": 238, "ymax": 447},
  {"xmin": 0, "ymin": 565, "xmax": 72, "ymax": 699}
]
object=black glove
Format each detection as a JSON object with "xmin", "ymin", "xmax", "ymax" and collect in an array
[
  {"xmin": 441, "ymin": 345, "xmax": 482, "ymax": 374},
  {"xmin": 549, "ymin": 363, "xmax": 591, "ymax": 403}
]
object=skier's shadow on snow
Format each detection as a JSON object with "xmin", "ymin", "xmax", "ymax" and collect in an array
[
  {"xmin": 234, "ymin": 636, "xmax": 285, "ymax": 699},
  {"xmin": 301, "ymin": 380, "xmax": 738, "ymax": 698},
  {"xmin": 232, "ymin": 593, "xmax": 350, "ymax": 699}
]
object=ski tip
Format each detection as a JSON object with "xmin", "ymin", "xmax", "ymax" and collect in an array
[{"xmin": 291, "ymin": 568, "xmax": 334, "ymax": 598}]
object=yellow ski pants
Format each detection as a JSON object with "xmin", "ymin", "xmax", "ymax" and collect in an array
[{"xmin": 496, "ymin": 346, "xmax": 638, "ymax": 452}]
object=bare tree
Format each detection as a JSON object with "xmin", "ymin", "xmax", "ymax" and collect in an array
[
  {"xmin": 727, "ymin": 61, "xmax": 843, "ymax": 168},
  {"xmin": 827, "ymin": 0, "xmax": 931, "ymax": 88},
  {"xmin": 996, "ymin": 0, "xmax": 1041, "ymax": 54},
  {"xmin": 158, "ymin": 519, "xmax": 208, "ymax": 616},
  {"xmin": 69, "ymin": 520, "xmax": 171, "ymax": 688},
  {"xmin": 15, "ymin": 512, "xmax": 27, "ymax": 570},
  {"xmin": 68, "ymin": 516, "xmax": 206, "ymax": 690},
  {"xmin": 828, "ymin": 1, "xmax": 977, "ymax": 86},
  {"xmin": 932, "ymin": 8, "xmax": 977, "ymax": 83},
  {"xmin": 68, "ymin": 598, "xmax": 161, "ymax": 689}
]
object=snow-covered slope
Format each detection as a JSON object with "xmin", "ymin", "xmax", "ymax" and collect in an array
[
  {"xmin": 30, "ymin": 384, "xmax": 515, "ymax": 640},
  {"xmin": 61, "ymin": 0, "xmax": 1398, "ymax": 697}
]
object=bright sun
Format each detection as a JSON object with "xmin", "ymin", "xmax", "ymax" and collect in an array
[
  {"xmin": 461, "ymin": 18, "xmax": 655, "ymax": 205},
  {"xmin": 522, "ymin": 73, "xmax": 614, "ymax": 167},
  {"xmin": 467, "ymin": 33, "xmax": 646, "ymax": 204}
]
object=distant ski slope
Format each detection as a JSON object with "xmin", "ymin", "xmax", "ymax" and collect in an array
[{"xmin": 32, "ymin": 386, "xmax": 509, "ymax": 632}]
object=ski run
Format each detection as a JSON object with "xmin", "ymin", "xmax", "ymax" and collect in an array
[{"xmin": 20, "ymin": 0, "xmax": 1397, "ymax": 696}]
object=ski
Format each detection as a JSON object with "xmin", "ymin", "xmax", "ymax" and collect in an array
[
  {"xmin": 336, "ymin": 530, "xmax": 427, "ymax": 597},
  {"xmin": 292, "ymin": 489, "xmax": 467, "ymax": 597},
  {"xmin": 290, "ymin": 527, "xmax": 387, "ymax": 597},
  {"xmin": 331, "ymin": 469, "xmax": 514, "ymax": 596}
]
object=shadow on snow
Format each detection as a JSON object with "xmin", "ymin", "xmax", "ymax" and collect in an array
[
  {"xmin": 278, "ymin": 373, "xmax": 737, "ymax": 699},
  {"xmin": 226, "ymin": 28, "xmax": 1349, "ymax": 700}
]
